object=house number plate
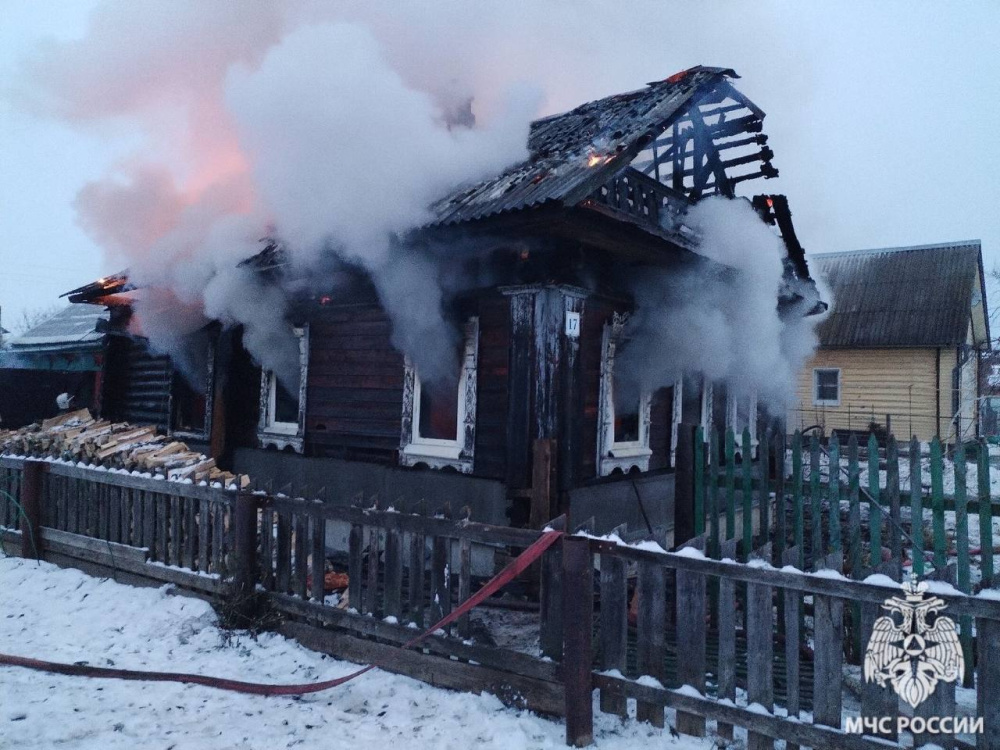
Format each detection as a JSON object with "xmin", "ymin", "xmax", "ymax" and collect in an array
[{"xmin": 565, "ymin": 311, "xmax": 580, "ymax": 338}]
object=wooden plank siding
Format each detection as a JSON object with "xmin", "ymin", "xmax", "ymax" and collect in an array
[
  {"xmin": 473, "ymin": 294, "xmax": 510, "ymax": 480},
  {"xmin": 304, "ymin": 296, "xmax": 510, "ymax": 479},
  {"xmin": 305, "ymin": 304, "xmax": 406, "ymax": 463},
  {"xmin": 105, "ymin": 336, "xmax": 172, "ymax": 431},
  {"xmin": 791, "ymin": 347, "xmax": 950, "ymax": 440},
  {"xmin": 648, "ymin": 387, "xmax": 673, "ymax": 470}
]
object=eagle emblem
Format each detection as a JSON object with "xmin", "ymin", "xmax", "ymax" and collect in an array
[{"xmin": 864, "ymin": 578, "xmax": 964, "ymax": 708}]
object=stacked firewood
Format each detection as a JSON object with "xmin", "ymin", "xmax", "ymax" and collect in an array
[{"xmin": 0, "ymin": 409, "xmax": 250, "ymax": 489}]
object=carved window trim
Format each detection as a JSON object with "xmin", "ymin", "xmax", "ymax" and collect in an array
[
  {"xmin": 399, "ymin": 317, "xmax": 478, "ymax": 473},
  {"xmin": 670, "ymin": 375, "xmax": 713, "ymax": 467},
  {"xmin": 257, "ymin": 326, "xmax": 309, "ymax": 454},
  {"xmin": 598, "ymin": 314, "xmax": 652, "ymax": 476}
]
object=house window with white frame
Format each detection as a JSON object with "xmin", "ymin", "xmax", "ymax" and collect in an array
[
  {"xmin": 598, "ymin": 317, "xmax": 652, "ymax": 476},
  {"xmin": 670, "ymin": 376, "xmax": 714, "ymax": 467},
  {"xmin": 812, "ymin": 368, "xmax": 840, "ymax": 406},
  {"xmin": 258, "ymin": 326, "xmax": 309, "ymax": 453},
  {"xmin": 399, "ymin": 318, "xmax": 479, "ymax": 473}
]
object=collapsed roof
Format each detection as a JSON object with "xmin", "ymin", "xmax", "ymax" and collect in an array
[
  {"xmin": 64, "ymin": 66, "xmax": 822, "ymax": 312},
  {"xmin": 431, "ymin": 66, "xmax": 775, "ymax": 229}
]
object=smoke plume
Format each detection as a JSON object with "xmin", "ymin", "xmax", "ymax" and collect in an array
[
  {"xmin": 616, "ymin": 197, "xmax": 820, "ymax": 411},
  {"xmin": 13, "ymin": 1, "xmax": 816, "ymax": 399}
]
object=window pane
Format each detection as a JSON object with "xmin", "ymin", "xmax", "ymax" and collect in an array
[
  {"xmin": 815, "ymin": 370, "xmax": 839, "ymax": 401},
  {"xmin": 419, "ymin": 380, "xmax": 459, "ymax": 440},
  {"xmin": 613, "ymin": 382, "xmax": 640, "ymax": 443},
  {"xmin": 274, "ymin": 378, "xmax": 300, "ymax": 424}
]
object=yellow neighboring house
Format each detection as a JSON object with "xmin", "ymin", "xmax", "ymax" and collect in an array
[{"xmin": 792, "ymin": 240, "xmax": 990, "ymax": 443}]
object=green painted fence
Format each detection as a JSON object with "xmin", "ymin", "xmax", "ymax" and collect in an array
[
  {"xmin": 693, "ymin": 427, "xmax": 998, "ymax": 685},
  {"xmin": 695, "ymin": 427, "xmax": 997, "ymax": 589}
]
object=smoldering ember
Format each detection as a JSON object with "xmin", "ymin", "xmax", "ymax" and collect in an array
[{"xmin": 2, "ymin": 4, "xmax": 999, "ymax": 750}]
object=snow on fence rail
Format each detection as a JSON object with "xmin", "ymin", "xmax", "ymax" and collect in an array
[
  {"xmin": 574, "ymin": 534, "xmax": 1000, "ymax": 749},
  {"xmin": 1, "ymin": 456, "xmax": 233, "ymax": 593}
]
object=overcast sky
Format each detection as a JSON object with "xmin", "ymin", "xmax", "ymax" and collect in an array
[{"xmin": 1, "ymin": 1, "xmax": 998, "ymax": 329}]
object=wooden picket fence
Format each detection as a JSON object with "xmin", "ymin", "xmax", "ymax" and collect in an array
[
  {"xmin": 566, "ymin": 535, "xmax": 1000, "ymax": 749},
  {"xmin": 5, "ymin": 453, "xmax": 1000, "ymax": 748},
  {"xmin": 694, "ymin": 427, "xmax": 998, "ymax": 589},
  {"xmin": 0, "ymin": 457, "xmax": 233, "ymax": 594}
]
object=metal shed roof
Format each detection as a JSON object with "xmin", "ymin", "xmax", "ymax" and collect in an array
[
  {"xmin": 429, "ymin": 66, "xmax": 741, "ymax": 226},
  {"xmin": 6, "ymin": 304, "xmax": 107, "ymax": 351},
  {"xmin": 811, "ymin": 241, "xmax": 988, "ymax": 348}
]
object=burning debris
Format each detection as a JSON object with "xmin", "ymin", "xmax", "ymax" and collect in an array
[{"xmin": 0, "ymin": 410, "xmax": 249, "ymax": 489}]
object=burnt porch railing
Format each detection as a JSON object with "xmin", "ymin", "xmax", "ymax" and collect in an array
[{"xmin": 584, "ymin": 167, "xmax": 695, "ymax": 243}]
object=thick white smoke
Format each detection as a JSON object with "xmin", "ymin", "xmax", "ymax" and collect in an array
[
  {"xmin": 616, "ymin": 197, "xmax": 819, "ymax": 412},
  {"xmin": 14, "ymin": 1, "xmax": 816, "ymax": 398}
]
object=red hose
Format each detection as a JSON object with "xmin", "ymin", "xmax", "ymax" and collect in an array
[{"xmin": 0, "ymin": 530, "xmax": 564, "ymax": 696}]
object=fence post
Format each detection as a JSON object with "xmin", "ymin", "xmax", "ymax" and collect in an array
[
  {"xmin": 230, "ymin": 492, "xmax": 260, "ymax": 625},
  {"xmin": 562, "ymin": 536, "xmax": 593, "ymax": 747},
  {"xmin": 539, "ymin": 514, "xmax": 567, "ymax": 660},
  {"xmin": 20, "ymin": 460, "xmax": 46, "ymax": 560}
]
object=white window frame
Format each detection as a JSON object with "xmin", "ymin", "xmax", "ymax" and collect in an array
[
  {"xmin": 671, "ymin": 376, "xmax": 713, "ymax": 467},
  {"xmin": 812, "ymin": 367, "xmax": 841, "ymax": 407},
  {"xmin": 399, "ymin": 317, "xmax": 478, "ymax": 473},
  {"xmin": 700, "ymin": 379, "xmax": 714, "ymax": 440},
  {"xmin": 258, "ymin": 326, "xmax": 309, "ymax": 453},
  {"xmin": 597, "ymin": 316, "xmax": 652, "ymax": 476}
]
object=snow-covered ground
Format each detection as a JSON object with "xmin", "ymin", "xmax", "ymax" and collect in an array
[{"xmin": 0, "ymin": 556, "xmax": 713, "ymax": 749}]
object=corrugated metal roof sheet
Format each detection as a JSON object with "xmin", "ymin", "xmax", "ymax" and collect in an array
[
  {"xmin": 7, "ymin": 304, "xmax": 107, "ymax": 351},
  {"xmin": 812, "ymin": 241, "xmax": 984, "ymax": 348},
  {"xmin": 429, "ymin": 66, "xmax": 738, "ymax": 226}
]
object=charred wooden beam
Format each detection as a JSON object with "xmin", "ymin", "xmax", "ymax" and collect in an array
[{"xmin": 730, "ymin": 164, "xmax": 779, "ymax": 185}]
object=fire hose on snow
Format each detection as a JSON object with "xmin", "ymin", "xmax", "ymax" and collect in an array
[{"xmin": 0, "ymin": 530, "xmax": 564, "ymax": 696}]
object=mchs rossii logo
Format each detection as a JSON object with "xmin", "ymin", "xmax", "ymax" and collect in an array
[{"xmin": 844, "ymin": 577, "xmax": 981, "ymax": 737}]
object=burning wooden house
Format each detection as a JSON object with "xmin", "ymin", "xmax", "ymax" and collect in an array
[{"xmin": 64, "ymin": 66, "xmax": 824, "ymax": 535}]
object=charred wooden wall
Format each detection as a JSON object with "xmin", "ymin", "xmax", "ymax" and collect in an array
[
  {"xmin": 649, "ymin": 387, "xmax": 673, "ymax": 470},
  {"xmin": 304, "ymin": 296, "xmax": 511, "ymax": 480},
  {"xmin": 471, "ymin": 293, "xmax": 510, "ymax": 481},
  {"xmin": 104, "ymin": 337, "xmax": 171, "ymax": 431},
  {"xmin": 305, "ymin": 304, "xmax": 405, "ymax": 463}
]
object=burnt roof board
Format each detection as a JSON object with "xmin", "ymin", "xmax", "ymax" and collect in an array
[
  {"xmin": 429, "ymin": 66, "xmax": 744, "ymax": 227},
  {"xmin": 811, "ymin": 240, "xmax": 989, "ymax": 349},
  {"xmin": 62, "ymin": 271, "xmax": 133, "ymax": 304}
]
